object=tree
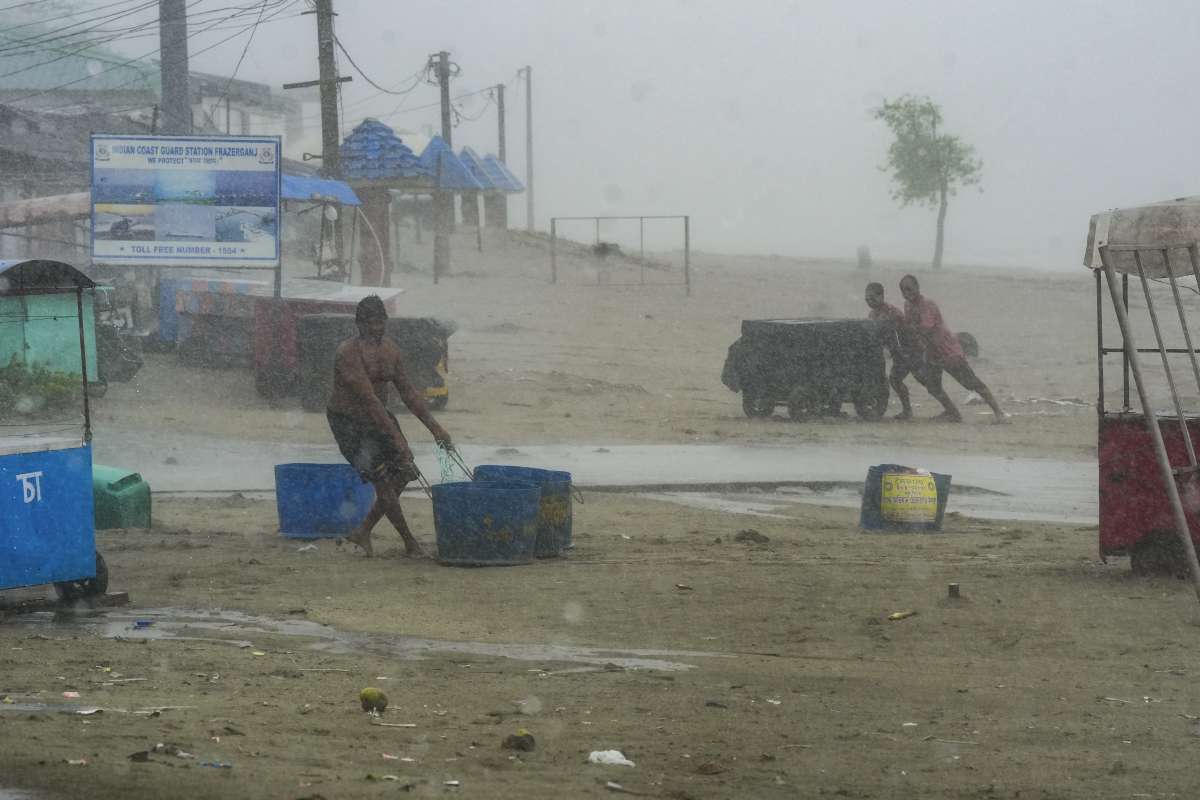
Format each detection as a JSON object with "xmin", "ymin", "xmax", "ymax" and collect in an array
[{"xmin": 874, "ymin": 95, "xmax": 982, "ymax": 270}]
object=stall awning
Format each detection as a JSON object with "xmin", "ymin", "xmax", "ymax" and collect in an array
[
  {"xmin": 0, "ymin": 259, "xmax": 95, "ymax": 295},
  {"xmin": 281, "ymin": 175, "xmax": 361, "ymax": 206}
]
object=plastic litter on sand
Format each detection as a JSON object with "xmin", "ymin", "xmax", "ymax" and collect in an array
[{"xmin": 589, "ymin": 750, "xmax": 636, "ymax": 767}]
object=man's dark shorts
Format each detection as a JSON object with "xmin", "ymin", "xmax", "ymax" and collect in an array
[
  {"xmin": 888, "ymin": 351, "xmax": 928, "ymax": 387},
  {"xmin": 920, "ymin": 359, "xmax": 984, "ymax": 394},
  {"xmin": 326, "ymin": 409, "xmax": 420, "ymax": 485}
]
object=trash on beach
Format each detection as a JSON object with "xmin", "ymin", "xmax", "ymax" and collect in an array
[
  {"xmin": 674, "ymin": 583, "xmax": 694, "ymax": 591},
  {"xmin": 65, "ymin": 758, "xmax": 88, "ymax": 766},
  {"xmin": 296, "ymin": 544, "xmax": 319, "ymax": 553},
  {"xmin": 62, "ymin": 691, "xmax": 81, "ymax": 699},
  {"xmin": 589, "ymin": 750, "xmax": 636, "ymax": 767},
  {"xmin": 888, "ymin": 611, "xmax": 918, "ymax": 621},
  {"xmin": 360, "ymin": 687, "xmax": 389, "ymax": 713},
  {"xmin": 502, "ymin": 729, "xmax": 536, "ymax": 751}
]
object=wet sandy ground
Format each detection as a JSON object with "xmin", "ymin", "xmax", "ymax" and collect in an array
[{"xmin": 2, "ymin": 494, "xmax": 1200, "ymax": 799}]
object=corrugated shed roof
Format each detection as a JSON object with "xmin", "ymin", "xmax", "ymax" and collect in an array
[
  {"xmin": 459, "ymin": 147, "xmax": 496, "ymax": 191},
  {"xmin": 417, "ymin": 135, "xmax": 482, "ymax": 191},
  {"xmin": 340, "ymin": 118, "xmax": 430, "ymax": 182},
  {"xmin": 481, "ymin": 154, "xmax": 525, "ymax": 193}
]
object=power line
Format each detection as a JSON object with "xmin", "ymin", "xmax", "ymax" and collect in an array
[
  {"xmin": 333, "ymin": 35, "xmax": 416, "ymax": 96},
  {"xmin": 2, "ymin": 0, "xmax": 301, "ymax": 109},
  {"xmin": 0, "ymin": 1, "xmax": 161, "ymax": 71},
  {"xmin": 202, "ymin": 0, "xmax": 271, "ymax": 129}
]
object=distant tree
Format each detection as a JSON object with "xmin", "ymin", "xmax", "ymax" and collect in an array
[{"xmin": 874, "ymin": 95, "xmax": 982, "ymax": 270}]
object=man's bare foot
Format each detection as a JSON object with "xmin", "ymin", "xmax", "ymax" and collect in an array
[
  {"xmin": 894, "ymin": 410, "xmax": 913, "ymax": 421},
  {"xmin": 346, "ymin": 529, "xmax": 374, "ymax": 557},
  {"xmin": 932, "ymin": 411, "xmax": 963, "ymax": 423},
  {"xmin": 992, "ymin": 412, "xmax": 1012, "ymax": 425},
  {"xmin": 403, "ymin": 541, "xmax": 426, "ymax": 558}
]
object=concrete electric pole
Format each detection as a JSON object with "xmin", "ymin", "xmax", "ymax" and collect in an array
[
  {"xmin": 158, "ymin": 0, "xmax": 191, "ymax": 134},
  {"xmin": 520, "ymin": 65, "xmax": 533, "ymax": 231}
]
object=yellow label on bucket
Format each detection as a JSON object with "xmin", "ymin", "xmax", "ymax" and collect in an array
[{"xmin": 880, "ymin": 473, "xmax": 938, "ymax": 524}]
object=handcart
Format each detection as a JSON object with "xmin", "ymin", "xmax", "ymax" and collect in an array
[
  {"xmin": 0, "ymin": 259, "xmax": 108, "ymax": 602},
  {"xmin": 721, "ymin": 318, "xmax": 889, "ymax": 421}
]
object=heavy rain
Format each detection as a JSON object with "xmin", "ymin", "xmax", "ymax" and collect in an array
[{"xmin": 1, "ymin": 2, "xmax": 1200, "ymax": 798}]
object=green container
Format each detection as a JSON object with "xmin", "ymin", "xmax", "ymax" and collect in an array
[{"xmin": 92, "ymin": 464, "xmax": 152, "ymax": 530}]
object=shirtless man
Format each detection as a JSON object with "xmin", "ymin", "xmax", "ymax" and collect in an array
[
  {"xmin": 326, "ymin": 295, "xmax": 452, "ymax": 556},
  {"xmin": 899, "ymin": 274, "xmax": 1006, "ymax": 423},
  {"xmin": 865, "ymin": 281, "xmax": 923, "ymax": 420}
]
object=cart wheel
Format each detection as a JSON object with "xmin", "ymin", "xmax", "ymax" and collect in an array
[
  {"xmin": 853, "ymin": 390, "xmax": 889, "ymax": 421},
  {"xmin": 741, "ymin": 391, "xmax": 773, "ymax": 418},
  {"xmin": 787, "ymin": 384, "xmax": 830, "ymax": 422},
  {"xmin": 53, "ymin": 551, "xmax": 109, "ymax": 602}
]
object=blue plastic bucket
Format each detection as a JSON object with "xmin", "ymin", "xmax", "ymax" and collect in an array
[
  {"xmin": 859, "ymin": 464, "xmax": 952, "ymax": 532},
  {"xmin": 432, "ymin": 481, "xmax": 541, "ymax": 566},
  {"xmin": 472, "ymin": 465, "xmax": 573, "ymax": 556},
  {"xmin": 275, "ymin": 463, "xmax": 375, "ymax": 539}
]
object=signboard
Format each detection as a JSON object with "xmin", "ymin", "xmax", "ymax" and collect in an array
[
  {"xmin": 90, "ymin": 134, "xmax": 280, "ymax": 267},
  {"xmin": 879, "ymin": 471, "xmax": 939, "ymax": 524}
]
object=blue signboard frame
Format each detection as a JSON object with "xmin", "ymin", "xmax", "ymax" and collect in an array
[{"xmin": 90, "ymin": 133, "xmax": 281, "ymax": 268}]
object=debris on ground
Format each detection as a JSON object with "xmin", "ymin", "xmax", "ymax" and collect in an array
[
  {"xmin": 887, "ymin": 610, "xmax": 918, "ymax": 621},
  {"xmin": 734, "ymin": 529, "xmax": 770, "ymax": 544},
  {"xmin": 296, "ymin": 544, "xmax": 319, "ymax": 553},
  {"xmin": 589, "ymin": 750, "xmax": 636, "ymax": 767},
  {"xmin": 502, "ymin": 729, "xmax": 536, "ymax": 751},
  {"xmin": 360, "ymin": 687, "xmax": 388, "ymax": 713}
]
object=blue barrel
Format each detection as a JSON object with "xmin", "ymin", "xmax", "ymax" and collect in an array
[
  {"xmin": 432, "ymin": 481, "xmax": 541, "ymax": 566},
  {"xmin": 472, "ymin": 465, "xmax": 573, "ymax": 556},
  {"xmin": 275, "ymin": 463, "xmax": 375, "ymax": 539},
  {"xmin": 859, "ymin": 464, "xmax": 952, "ymax": 532}
]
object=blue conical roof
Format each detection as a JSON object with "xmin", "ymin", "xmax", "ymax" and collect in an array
[
  {"xmin": 481, "ymin": 154, "xmax": 525, "ymax": 193},
  {"xmin": 459, "ymin": 147, "xmax": 496, "ymax": 191},
  {"xmin": 417, "ymin": 136, "xmax": 483, "ymax": 191},
  {"xmin": 340, "ymin": 118, "xmax": 429, "ymax": 182}
]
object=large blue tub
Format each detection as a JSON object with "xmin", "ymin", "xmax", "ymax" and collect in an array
[
  {"xmin": 275, "ymin": 463, "xmax": 374, "ymax": 539},
  {"xmin": 432, "ymin": 480, "xmax": 541, "ymax": 566},
  {"xmin": 472, "ymin": 465, "xmax": 573, "ymax": 556}
]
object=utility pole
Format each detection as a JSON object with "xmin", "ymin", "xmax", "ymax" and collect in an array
[
  {"xmin": 283, "ymin": 0, "xmax": 353, "ymax": 282},
  {"xmin": 521, "ymin": 65, "xmax": 533, "ymax": 231},
  {"xmin": 158, "ymin": 0, "xmax": 191, "ymax": 134},
  {"xmin": 283, "ymin": 0, "xmax": 351, "ymax": 174},
  {"xmin": 436, "ymin": 51, "xmax": 453, "ymax": 148},
  {"xmin": 314, "ymin": 0, "xmax": 341, "ymax": 178},
  {"xmin": 433, "ymin": 50, "xmax": 453, "ymax": 276},
  {"xmin": 496, "ymin": 83, "xmax": 506, "ymax": 163}
]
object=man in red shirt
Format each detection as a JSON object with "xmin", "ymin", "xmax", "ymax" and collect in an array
[
  {"xmin": 899, "ymin": 274, "xmax": 1007, "ymax": 423},
  {"xmin": 865, "ymin": 282, "xmax": 922, "ymax": 419}
]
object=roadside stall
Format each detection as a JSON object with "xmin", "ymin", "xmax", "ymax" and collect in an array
[
  {"xmin": 1086, "ymin": 198, "xmax": 1200, "ymax": 592},
  {"xmin": 0, "ymin": 259, "xmax": 107, "ymax": 601}
]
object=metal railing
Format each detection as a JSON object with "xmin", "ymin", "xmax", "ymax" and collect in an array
[{"xmin": 548, "ymin": 215, "xmax": 691, "ymax": 296}]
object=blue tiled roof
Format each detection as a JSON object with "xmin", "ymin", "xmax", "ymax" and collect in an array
[
  {"xmin": 481, "ymin": 154, "xmax": 525, "ymax": 193},
  {"xmin": 459, "ymin": 147, "xmax": 497, "ymax": 191},
  {"xmin": 340, "ymin": 118, "xmax": 430, "ymax": 182},
  {"xmin": 417, "ymin": 136, "xmax": 483, "ymax": 191}
]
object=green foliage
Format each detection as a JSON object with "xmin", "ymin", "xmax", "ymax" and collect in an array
[
  {"xmin": 874, "ymin": 95, "xmax": 982, "ymax": 208},
  {"xmin": 0, "ymin": 356, "xmax": 81, "ymax": 421}
]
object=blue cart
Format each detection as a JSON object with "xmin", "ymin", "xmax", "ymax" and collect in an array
[{"xmin": 0, "ymin": 259, "xmax": 107, "ymax": 601}]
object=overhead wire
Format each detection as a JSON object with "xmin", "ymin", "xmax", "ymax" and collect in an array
[
  {"xmin": 4, "ymin": 0, "xmax": 301, "ymax": 110},
  {"xmin": 200, "ymin": 0, "xmax": 271, "ymax": 129}
]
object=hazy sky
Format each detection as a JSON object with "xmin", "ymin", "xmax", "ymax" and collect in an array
[{"xmin": 119, "ymin": 0, "xmax": 1200, "ymax": 269}]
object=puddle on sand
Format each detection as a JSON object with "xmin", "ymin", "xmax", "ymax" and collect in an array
[
  {"xmin": 9, "ymin": 608, "xmax": 720, "ymax": 672},
  {"xmin": 0, "ymin": 791, "xmax": 36, "ymax": 800}
]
